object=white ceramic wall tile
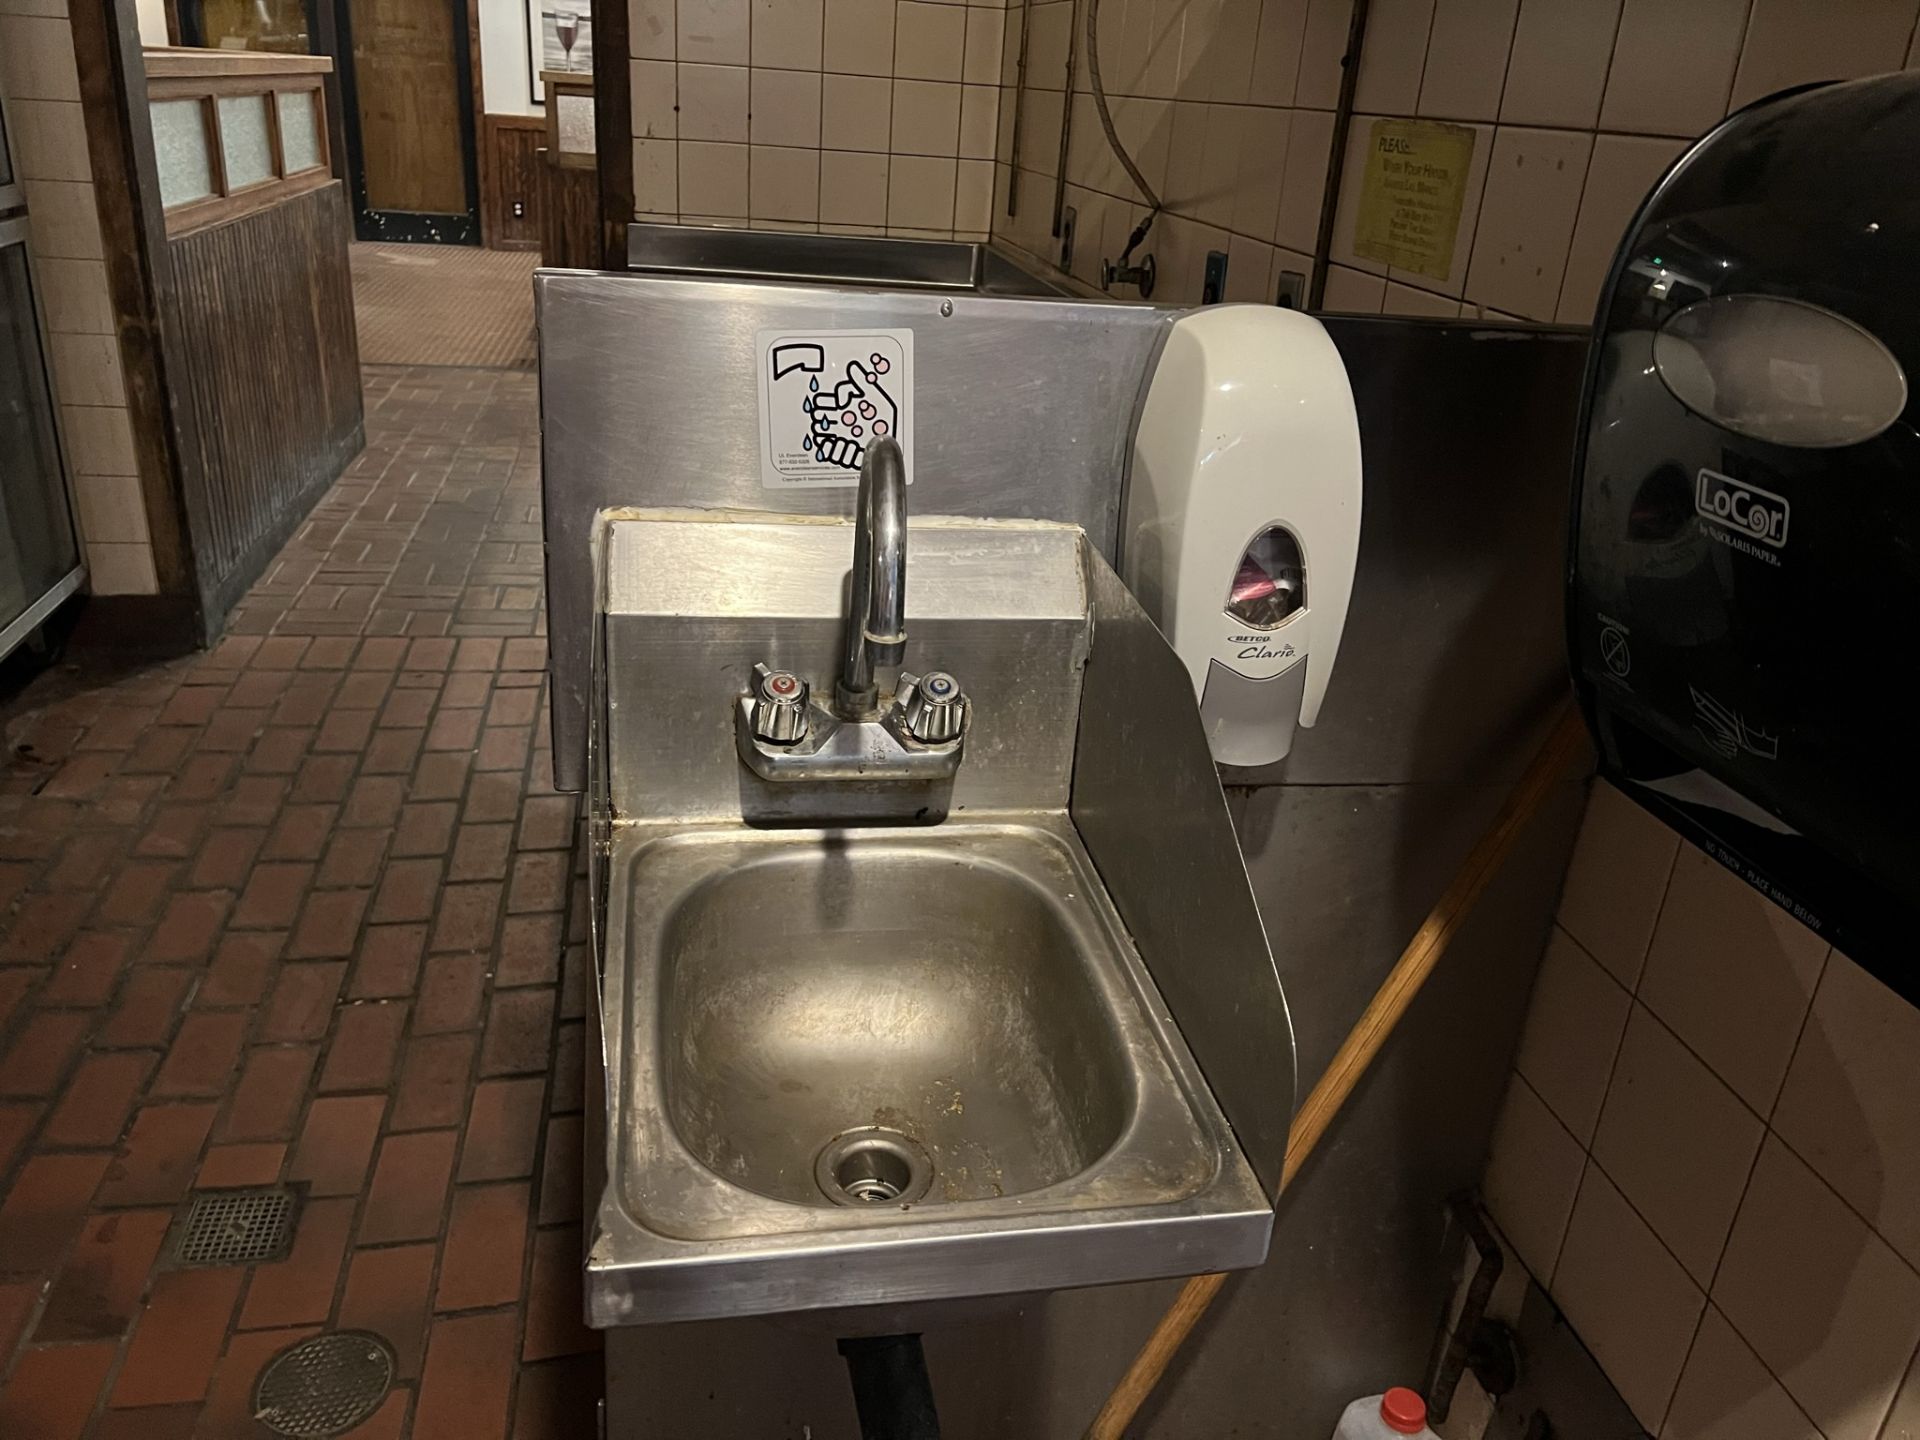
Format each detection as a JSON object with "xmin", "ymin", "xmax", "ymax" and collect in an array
[
  {"xmin": 1022, "ymin": 88, "xmax": 1065, "ymax": 178},
  {"xmin": 678, "ymin": 63, "xmax": 751, "ymax": 141},
  {"xmin": 1223, "ymin": 232, "xmax": 1273, "ymax": 300},
  {"xmin": 897, "ymin": 0, "xmax": 968, "ymax": 80},
  {"xmin": 1730, "ymin": 0, "xmax": 1920, "ymax": 110},
  {"xmin": 0, "ymin": 14, "xmax": 80, "ymax": 100},
  {"xmin": 1553, "ymin": 1165, "xmax": 1707, "ymax": 1431},
  {"xmin": 1192, "ymin": 103, "xmax": 1243, "ymax": 227},
  {"xmin": 1662, "ymin": 1307, "xmax": 1823, "ymax": 1440},
  {"xmin": 1204, "ymin": 0, "xmax": 1263, "ymax": 102},
  {"xmin": 679, "ymin": 139, "xmax": 751, "ymax": 214},
  {"xmin": 634, "ymin": 136, "xmax": 679, "ymax": 212},
  {"xmin": 1592, "ymin": 1005, "xmax": 1765, "ymax": 1284},
  {"xmin": 955, "ymin": 156, "xmax": 994, "ymax": 230},
  {"xmin": 752, "ymin": 0, "xmax": 825, "ymax": 69},
  {"xmin": 1880, "ymin": 1352, "xmax": 1920, "ymax": 1440},
  {"xmin": 824, "ymin": 0, "xmax": 898, "ymax": 74},
  {"xmin": 887, "ymin": 152, "xmax": 957, "ymax": 228},
  {"xmin": 680, "ymin": 0, "xmax": 750, "ymax": 63},
  {"xmin": 1230, "ymin": 106, "xmax": 1289, "ymax": 240},
  {"xmin": 821, "ymin": 73, "xmax": 893, "ymax": 150},
  {"xmin": 1171, "ymin": 0, "xmax": 1225, "ymax": 100},
  {"xmin": 1274, "ymin": 106, "xmax": 1332, "ymax": 251},
  {"xmin": 71, "ymin": 473, "xmax": 150, "ymax": 546},
  {"xmin": 1321, "ymin": 263, "xmax": 1386, "ymax": 312},
  {"xmin": 1417, "ymin": 0, "xmax": 1519, "ymax": 121},
  {"xmin": 85, "ymin": 541, "xmax": 159, "ymax": 596},
  {"xmin": 1385, "ymin": 118, "xmax": 1490, "ymax": 297},
  {"xmin": 1599, "ymin": 0, "xmax": 1750, "ymax": 138},
  {"xmin": 891, "ymin": 78, "xmax": 961, "ymax": 154},
  {"xmin": 1484, "ymin": 1075, "xmax": 1587, "ymax": 1283},
  {"xmin": 1248, "ymin": 0, "xmax": 1310, "ymax": 105},
  {"xmin": 1772, "ymin": 953, "xmax": 1920, "ymax": 1272},
  {"xmin": 631, "ymin": 0, "xmax": 674, "ymax": 58},
  {"xmin": 1498, "ymin": 0, "xmax": 1622, "ymax": 129},
  {"xmin": 1118, "ymin": 0, "xmax": 1184, "ymax": 99},
  {"xmin": 23, "ymin": 179, "xmax": 104, "ymax": 260},
  {"xmin": 1352, "ymin": 0, "xmax": 1437, "ymax": 114},
  {"xmin": 1555, "ymin": 133, "xmax": 1684, "ymax": 324},
  {"xmin": 1713, "ymin": 1138, "xmax": 1920, "ymax": 1440},
  {"xmin": 6, "ymin": 97, "xmax": 90, "ymax": 181},
  {"xmin": 49, "ymin": 331, "xmax": 124, "ymax": 409},
  {"xmin": 1025, "ymin": 1, "xmax": 1074, "ymax": 88},
  {"xmin": 958, "ymin": 83, "xmax": 998, "ymax": 157},
  {"xmin": 1296, "ymin": 0, "xmax": 1356, "ymax": 108},
  {"xmin": 749, "ymin": 143, "xmax": 822, "ymax": 219},
  {"xmin": 1153, "ymin": 211, "xmax": 1230, "ymax": 303},
  {"xmin": 632, "ymin": 59, "xmax": 677, "ymax": 138},
  {"xmin": 1463, "ymin": 125, "xmax": 1592, "ymax": 320},
  {"xmin": 752, "ymin": 68, "xmax": 823, "ymax": 144},
  {"xmin": 964, "ymin": 6, "xmax": 1004, "ymax": 83},
  {"xmin": 1514, "ymin": 927, "xmax": 1632, "ymax": 1144},
  {"xmin": 33, "ymin": 256, "xmax": 113, "ymax": 335},
  {"xmin": 61, "ymin": 403, "xmax": 138, "ymax": 478},
  {"xmin": 1638, "ymin": 846, "xmax": 1829, "ymax": 1116},
  {"xmin": 820, "ymin": 148, "xmax": 891, "ymax": 223},
  {"xmin": 1555, "ymin": 781, "xmax": 1679, "ymax": 990},
  {"xmin": 1382, "ymin": 281, "xmax": 1460, "ymax": 315}
]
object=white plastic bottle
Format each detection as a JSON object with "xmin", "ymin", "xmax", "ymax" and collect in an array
[{"xmin": 1332, "ymin": 1386, "xmax": 1438, "ymax": 1440}]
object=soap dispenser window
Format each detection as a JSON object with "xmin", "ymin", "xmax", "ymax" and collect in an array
[{"xmin": 1227, "ymin": 526, "xmax": 1306, "ymax": 631}]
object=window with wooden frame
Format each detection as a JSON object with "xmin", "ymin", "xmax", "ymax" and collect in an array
[{"xmin": 145, "ymin": 49, "xmax": 334, "ymax": 235}]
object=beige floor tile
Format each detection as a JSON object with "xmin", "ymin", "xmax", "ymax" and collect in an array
[
  {"xmin": 1484, "ymin": 1075, "xmax": 1587, "ymax": 1284},
  {"xmin": 1639, "ymin": 846, "xmax": 1828, "ymax": 1114},
  {"xmin": 1662, "ymin": 1306, "xmax": 1822, "ymax": 1440},
  {"xmin": 1713, "ymin": 1138, "xmax": 1920, "ymax": 1440},
  {"xmin": 1555, "ymin": 781, "xmax": 1678, "ymax": 989},
  {"xmin": 1593, "ymin": 1005, "xmax": 1764, "ymax": 1284},
  {"xmin": 1774, "ymin": 952, "xmax": 1920, "ymax": 1272},
  {"xmin": 1553, "ymin": 1164, "xmax": 1707, "ymax": 1431},
  {"xmin": 1515, "ymin": 927, "xmax": 1631, "ymax": 1144}
]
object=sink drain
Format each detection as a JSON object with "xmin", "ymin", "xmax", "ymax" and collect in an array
[{"xmin": 816, "ymin": 1128, "xmax": 934, "ymax": 1207}]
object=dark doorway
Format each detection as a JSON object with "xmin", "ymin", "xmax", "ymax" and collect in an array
[
  {"xmin": 176, "ymin": 0, "xmax": 479, "ymax": 245},
  {"xmin": 333, "ymin": 0, "xmax": 482, "ymax": 243}
]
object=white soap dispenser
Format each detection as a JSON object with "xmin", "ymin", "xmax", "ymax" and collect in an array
[{"xmin": 1123, "ymin": 305, "xmax": 1363, "ymax": 767}]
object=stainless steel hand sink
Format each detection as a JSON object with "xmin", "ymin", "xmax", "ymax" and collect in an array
[{"xmin": 585, "ymin": 509, "xmax": 1292, "ymax": 1326}]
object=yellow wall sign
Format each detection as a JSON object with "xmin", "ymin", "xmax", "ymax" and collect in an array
[{"xmin": 1352, "ymin": 119, "xmax": 1477, "ymax": 282}]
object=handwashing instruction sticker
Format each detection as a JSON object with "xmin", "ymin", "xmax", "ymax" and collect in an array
[{"xmin": 757, "ymin": 327, "xmax": 914, "ymax": 489}]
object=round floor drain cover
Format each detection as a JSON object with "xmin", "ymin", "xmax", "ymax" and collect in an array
[{"xmin": 253, "ymin": 1331, "xmax": 395, "ymax": 1438}]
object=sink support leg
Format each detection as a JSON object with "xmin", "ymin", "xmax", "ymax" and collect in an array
[{"xmin": 836, "ymin": 1333, "xmax": 943, "ymax": 1440}]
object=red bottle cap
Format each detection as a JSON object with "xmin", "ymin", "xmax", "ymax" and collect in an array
[{"xmin": 1380, "ymin": 1387, "xmax": 1427, "ymax": 1435}]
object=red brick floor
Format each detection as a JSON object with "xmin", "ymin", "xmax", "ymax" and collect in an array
[{"xmin": 0, "ymin": 366, "xmax": 601, "ymax": 1439}]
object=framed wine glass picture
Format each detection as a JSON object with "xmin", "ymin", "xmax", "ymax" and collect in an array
[{"xmin": 528, "ymin": 3, "xmax": 593, "ymax": 105}]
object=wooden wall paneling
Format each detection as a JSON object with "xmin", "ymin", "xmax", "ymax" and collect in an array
[
  {"xmin": 483, "ymin": 114, "xmax": 546, "ymax": 250},
  {"xmin": 590, "ymin": 0, "xmax": 630, "ymax": 266},
  {"xmin": 161, "ymin": 182, "xmax": 364, "ymax": 621},
  {"xmin": 67, "ymin": 0, "xmax": 205, "ymax": 638},
  {"xmin": 540, "ymin": 155, "xmax": 598, "ymax": 267}
]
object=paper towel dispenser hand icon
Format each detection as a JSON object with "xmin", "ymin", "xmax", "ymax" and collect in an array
[{"xmin": 1123, "ymin": 306, "xmax": 1363, "ymax": 767}]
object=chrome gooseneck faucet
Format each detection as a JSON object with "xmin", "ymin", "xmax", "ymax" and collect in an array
[
  {"xmin": 835, "ymin": 438, "xmax": 908, "ymax": 720},
  {"xmin": 734, "ymin": 435, "xmax": 971, "ymax": 782}
]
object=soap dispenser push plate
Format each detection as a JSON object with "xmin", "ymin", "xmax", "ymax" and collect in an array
[{"xmin": 1122, "ymin": 306, "xmax": 1364, "ymax": 768}]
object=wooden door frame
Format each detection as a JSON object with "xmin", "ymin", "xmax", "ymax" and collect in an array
[{"xmin": 332, "ymin": 0, "xmax": 483, "ymax": 243}]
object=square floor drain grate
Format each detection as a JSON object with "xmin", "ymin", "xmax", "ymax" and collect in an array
[{"xmin": 171, "ymin": 1187, "xmax": 299, "ymax": 1268}]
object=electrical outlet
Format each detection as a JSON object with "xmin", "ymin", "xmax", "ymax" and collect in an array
[
  {"xmin": 1060, "ymin": 206, "xmax": 1077, "ymax": 273},
  {"xmin": 1202, "ymin": 250, "xmax": 1228, "ymax": 304},
  {"xmin": 1275, "ymin": 269, "xmax": 1307, "ymax": 309}
]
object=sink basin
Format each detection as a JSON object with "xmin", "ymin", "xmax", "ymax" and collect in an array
[
  {"xmin": 591, "ymin": 817, "xmax": 1271, "ymax": 1325},
  {"xmin": 657, "ymin": 829, "xmax": 1133, "ymax": 1208}
]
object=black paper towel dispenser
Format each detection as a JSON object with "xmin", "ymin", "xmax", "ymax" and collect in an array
[{"xmin": 1568, "ymin": 72, "xmax": 1920, "ymax": 995}]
